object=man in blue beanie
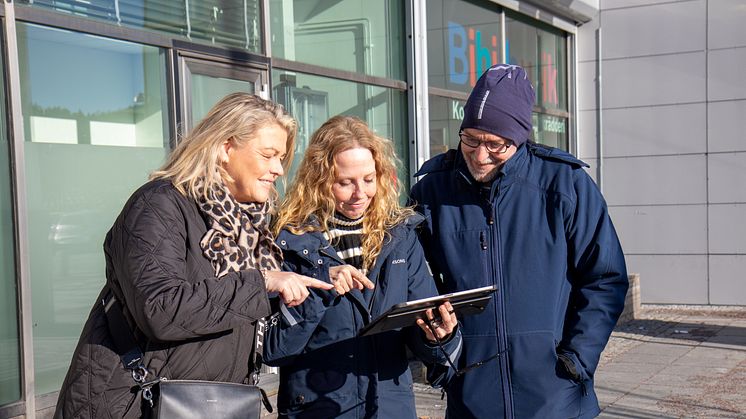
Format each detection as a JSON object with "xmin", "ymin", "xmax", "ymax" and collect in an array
[{"xmin": 411, "ymin": 64, "xmax": 628, "ymax": 418}]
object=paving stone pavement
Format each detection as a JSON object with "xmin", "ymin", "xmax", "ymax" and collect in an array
[
  {"xmin": 595, "ymin": 306, "xmax": 746, "ymax": 419},
  {"xmin": 259, "ymin": 305, "xmax": 746, "ymax": 418}
]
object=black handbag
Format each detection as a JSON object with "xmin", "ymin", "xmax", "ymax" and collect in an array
[
  {"xmin": 102, "ymin": 289, "xmax": 272, "ymax": 419},
  {"xmin": 155, "ymin": 379, "xmax": 263, "ymax": 419}
]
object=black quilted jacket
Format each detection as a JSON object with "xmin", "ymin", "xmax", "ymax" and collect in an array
[{"xmin": 54, "ymin": 179, "xmax": 271, "ymax": 418}]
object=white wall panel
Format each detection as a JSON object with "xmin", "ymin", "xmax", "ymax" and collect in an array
[
  {"xmin": 709, "ymin": 255, "xmax": 746, "ymax": 305},
  {"xmin": 602, "ymin": 51, "xmax": 706, "ymax": 108},
  {"xmin": 708, "ymin": 152, "xmax": 746, "ymax": 203},
  {"xmin": 602, "ymin": 0, "xmax": 705, "ymax": 60},
  {"xmin": 610, "ymin": 205, "xmax": 707, "ymax": 254},
  {"xmin": 603, "ymin": 155, "xmax": 706, "ymax": 206},
  {"xmin": 602, "ymin": 103, "xmax": 706, "ymax": 157},
  {"xmin": 626, "ymin": 254, "xmax": 708, "ymax": 304},
  {"xmin": 709, "ymin": 204, "xmax": 746, "ymax": 254},
  {"xmin": 708, "ymin": 48, "xmax": 746, "ymax": 101},
  {"xmin": 708, "ymin": 100, "xmax": 746, "ymax": 153},
  {"xmin": 708, "ymin": 0, "xmax": 746, "ymax": 49}
]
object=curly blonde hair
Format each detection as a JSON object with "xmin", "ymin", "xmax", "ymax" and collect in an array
[
  {"xmin": 151, "ymin": 93, "xmax": 297, "ymax": 202},
  {"xmin": 274, "ymin": 115, "xmax": 414, "ymax": 271}
]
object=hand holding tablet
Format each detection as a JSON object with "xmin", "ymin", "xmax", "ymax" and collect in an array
[{"xmin": 358, "ymin": 285, "xmax": 497, "ymax": 337}]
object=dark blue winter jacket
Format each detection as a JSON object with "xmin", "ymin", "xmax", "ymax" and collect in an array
[
  {"xmin": 263, "ymin": 214, "xmax": 462, "ymax": 418},
  {"xmin": 410, "ymin": 143, "xmax": 628, "ymax": 419}
]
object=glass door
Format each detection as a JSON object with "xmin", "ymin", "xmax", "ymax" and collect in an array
[{"xmin": 178, "ymin": 53, "xmax": 268, "ymax": 130}]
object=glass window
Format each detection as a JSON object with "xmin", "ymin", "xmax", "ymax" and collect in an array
[
  {"xmin": 18, "ymin": 0, "xmax": 262, "ymax": 53},
  {"xmin": 270, "ymin": 0, "xmax": 405, "ymax": 80},
  {"xmin": 427, "ymin": 0, "xmax": 502, "ymax": 94},
  {"xmin": 506, "ymin": 12, "xmax": 568, "ymax": 149},
  {"xmin": 0, "ymin": 26, "xmax": 22, "ymax": 406},
  {"xmin": 271, "ymin": 70, "xmax": 408, "ymax": 190},
  {"xmin": 17, "ymin": 23, "xmax": 169, "ymax": 394},
  {"xmin": 428, "ymin": 95, "xmax": 465, "ymax": 156}
]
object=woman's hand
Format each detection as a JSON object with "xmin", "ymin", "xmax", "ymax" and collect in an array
[
  {"xmin": 263, "ymin": 270, "xmax": 333, "ymax": 307},
  {"xmin": 328, "ymin": 265, "xmax": 375, "ymax": 295},
  {"xmin": 416, "ymin": 301, "xmax": 458, "ymax": 343}
]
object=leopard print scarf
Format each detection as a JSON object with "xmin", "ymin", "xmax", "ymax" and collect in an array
[{"xmin": 196, "ymin": 179, "xmax": 282, "ymax": 278}]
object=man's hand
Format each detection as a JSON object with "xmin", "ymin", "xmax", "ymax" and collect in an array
[{"xmin": 416, "ymin": 301, "xmax": 458, "ymax": 342}]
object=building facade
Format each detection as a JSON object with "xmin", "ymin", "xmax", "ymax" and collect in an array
[
  {"xmin": 579, "ymin": 0, "xmax": 746, "ymax": 307},
  {"xmin": 1, "ymin": 0, "xmax": 744, "ymax": 416}
]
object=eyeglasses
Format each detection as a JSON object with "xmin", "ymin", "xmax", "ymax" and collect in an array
[{"xmin": 459, "ymin": 131, "xmax": 512, "ymax": 154}]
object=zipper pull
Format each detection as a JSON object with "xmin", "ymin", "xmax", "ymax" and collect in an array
[{"xmin": 480, "ymin": 232, "xmax": 487, "ymax": 250}]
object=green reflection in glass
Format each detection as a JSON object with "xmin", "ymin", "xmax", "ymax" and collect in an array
[
  {"xmin": 0, "ymin": 27, "xmax": 21, "ymax": 406},
  {"xmin": 271, "ymin": 70, "xmax": 408, "ymax": 193},
  {"xmin": 506, "ymin": 12, "xmax": 568, "ymax": 112},
  {"xmin": 17, "ymin": 23, "xmax": 170, "ymax": 395},
  {"xmin": 427, "ymin": 95, "xmax": 465, "ymax": 156},
  {"xmin": 532, "ymin": 113, "xmax": 568, "ymax": 150},
  {"xmin": 191, "ymin": 74, "xmax": 254, "ymax": 128},
  {"xmin": 17, "ymin": 0, "xmax": 262, "ymax": 53},
  {"xmin": 270, "ymin": 0, "xmax": 405, "ymax": 80}
]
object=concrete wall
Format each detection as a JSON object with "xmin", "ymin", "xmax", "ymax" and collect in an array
[{"xmin": 578, "ymin": 0, "xmax": 746, "ymax": 305}]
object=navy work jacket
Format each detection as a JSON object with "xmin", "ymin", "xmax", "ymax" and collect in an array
[
  {"xmin": 410, "ymin": 143, "xmax": 628, "ymax": 419},
  {"xmin": 263, "ymin": 214, "xmax": 462, "ymax": 418}
]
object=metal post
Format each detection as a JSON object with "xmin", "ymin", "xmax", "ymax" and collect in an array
[
  {"xmin": 405, "ymin": 0, "xmax": 429, "ymax": 184},
  {"xmin": 2, "ymin": 1, "xmax": 36, "ymax": 416}
]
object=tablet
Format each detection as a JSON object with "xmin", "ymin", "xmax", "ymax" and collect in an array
[{"xmin": 358, "ymin": 285, "xmax": 497, "ymax": 337}]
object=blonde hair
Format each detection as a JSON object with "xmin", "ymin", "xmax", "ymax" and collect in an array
[
  {"xmin": 274, "ymin": 115, "xmax": 414, "ymax": 271},
  {"xmin": 151, "ymin": 93, "xmax": 297, "ymax": 201}
]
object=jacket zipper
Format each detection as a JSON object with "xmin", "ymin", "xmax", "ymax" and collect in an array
[{"xmin": 488, "ymin": 182, "xmax": 515, "ymax": 419}]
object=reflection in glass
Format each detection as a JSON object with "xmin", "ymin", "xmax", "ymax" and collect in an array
[
  {"xmin": 272, "ymin": 70, "xmax": 408, "ymax": 192},
  {"xmin": 270, "ymin": 0, "xmax": 405, "ymax": 80},
  {"xmin": 190, "ymin": 74, "xmax": 254, "ymax": 128},
  {"xmin": 427, "ymin": 0, "xmax": 502, "ymax": 93},
  {"xmin": 532, "ymin": 113, "xmax": 568, "ymax": 150},
  {"xmin": 505, "ymin": 12, "xmax": 568, "ymax": 112},
  {"xmin": 18, "ymin": 0, "xmax": 262, "ymax": 53},
  {"xmin": 17, "ymin": 23, "xmax": 170, "ymax": 395},
  {"xmin": 428, "ymin": 95, "xmax": 465, "ymax": 156},
  {"xmin": 0, "ymin": 28, "xmax": 22, "ymax": 406}
]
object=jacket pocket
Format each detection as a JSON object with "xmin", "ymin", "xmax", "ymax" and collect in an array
[{"xmin": 509, "ymin": 332, "xmax": 582, "ymax": 418}]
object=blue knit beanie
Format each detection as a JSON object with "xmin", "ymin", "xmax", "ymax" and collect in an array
[{"xmin": 460, "ymin": 64, "xmax": 535, "ymax": 146}]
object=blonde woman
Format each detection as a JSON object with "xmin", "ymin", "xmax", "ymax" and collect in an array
[
  {"xmin": 55, "ymin": 93, "xmax": 332, "ymax": 419},
  {"xmin": 263, "ymin": 115, "xmax": 461, "ymax": 419}
]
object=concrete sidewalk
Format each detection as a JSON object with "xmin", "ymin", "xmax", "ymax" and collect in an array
[
  {"xmin": 260, "ymin": 305, "xmax": 746, "ymax": 418},
  {"xmin": 595, "ymin": 306, "xmax": 746, "ymax": 419}
]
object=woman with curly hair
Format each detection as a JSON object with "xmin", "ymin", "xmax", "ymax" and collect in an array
[{"xmin": 263, "ymin": 115, "xmax": 462, "ymax": 418}]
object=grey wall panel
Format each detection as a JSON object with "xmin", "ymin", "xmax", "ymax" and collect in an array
[
  {"xmin": 602, "ymin": 51, "xmax": 706, "ymax": 109},
  {"xmin": 708, "ymin": 0, "xmax": 746, "ymax": 50},
  {"xmin": 602, "ymin": 0, "xmax": 692, "ymax": 10},
  {"xmin": 577, "ymin": 15, "xmax": 599, "ymax": 63},
  {"xmin": 708, "ymin": 152, "xmax": 746, "ymax": 203},
  {"xmin": 579, "ymin": 109, "xmax": 598, "ymax": 159},
  {"xmin": 708, "ymin": 47, "xmax": 746, "ymax": 101},
  {"xmin": 578, "ymin": 60, "xmax": 597, "ymax": 111},
  {"xmin": 626, "ymin": 254, "xmax": 708, "ymax": 304},
  {"xmin": 583, "ymin": 157, "xmax": 599, "ymax": 184},
  {"xmin": 610, "ymin": 205, "xmax": 707, "ymax": 254},
  {"xmin": 708, "ymin": 100, "xmax": 746, "ymax": 153},
  {"xmin": 708, "ymin": 203, "xmax": 746, "ymax": 254},
  {"xmin": 601, "ymin": 0, "xmax": 705, "ymax": 60},
  {"xmin": 709, "ymin": 255, "xmax": 746, "ymax": 305},
  {"xmin": 602, "ymin": 103, "xmax": 706, "ymax": 157},
  {"xmin": 603, "ymin": 155, "xmax": 706, "ymax": 206}
]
